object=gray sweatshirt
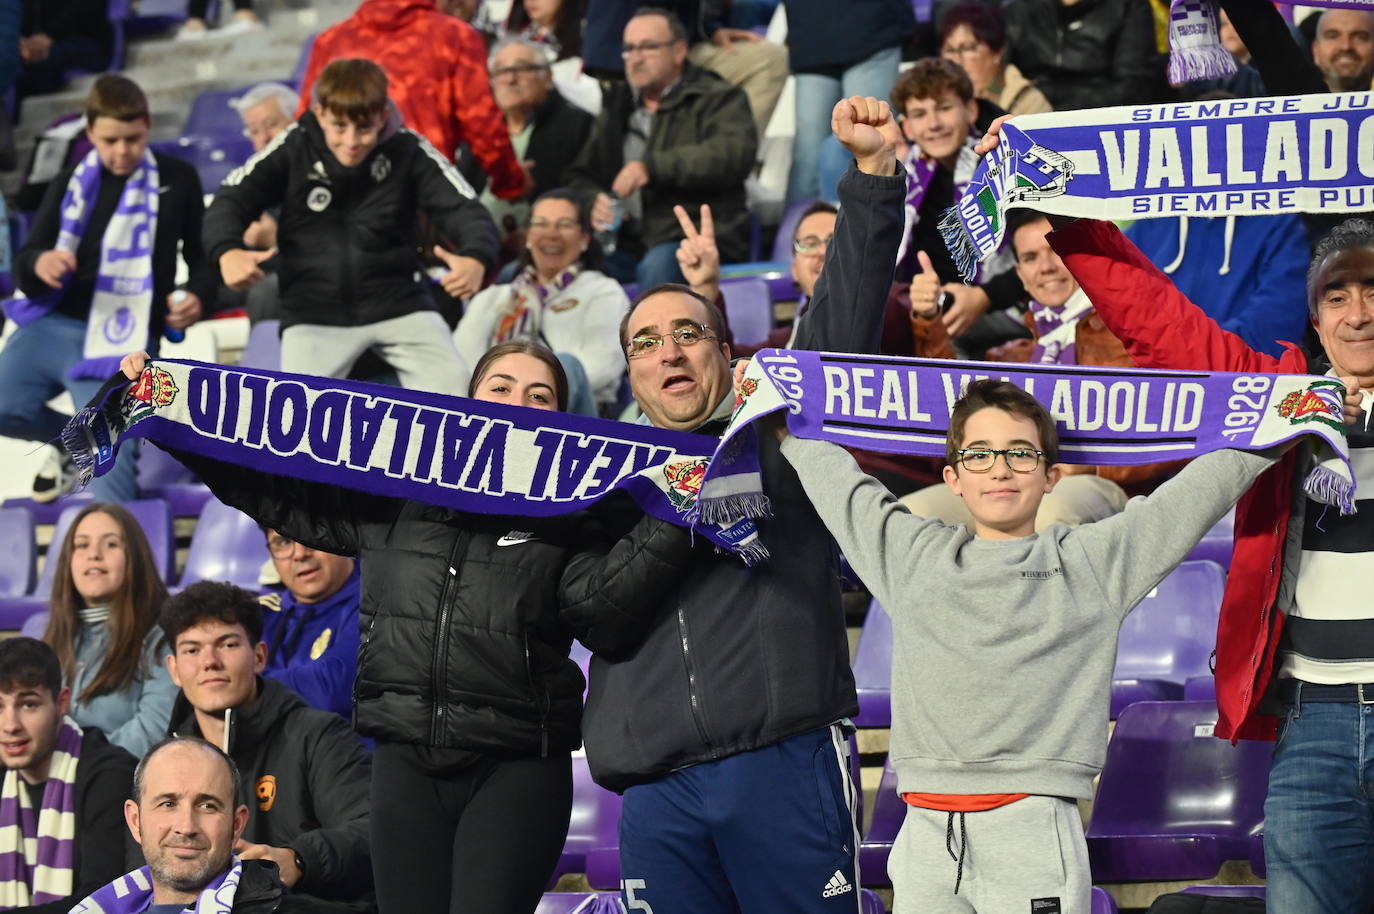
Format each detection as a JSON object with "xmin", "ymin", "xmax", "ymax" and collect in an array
[{"xmin": 781, "ymin": 437, "xmax": 1276, "ymax": 800}]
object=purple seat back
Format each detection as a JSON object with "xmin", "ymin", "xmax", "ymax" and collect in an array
[
  {"xmin": 857, "ymin": 758, "xmax": 901, "ymax": 885},
  {"xmin": 153, "ymin": 135, "xmax": 256, "ymax": 194},
  {"xmin": 1249, "ymin": 830, "xmax": 1265, "ymax": 877},
  {"xmin": 1092, "ymin": 887, "xmax": 1118, "ymax": 913},
  {"xmin": 1181, "ymin": 885, "xmax": 1266, "ymax": 898},
  {"xmin": 1185, "ymin": 508, "xmax": 1235, "ymax": 568},
  {"xmin": 1086, "ymin": 700, "xmax": 1271, "ymax": 882},
  {"xmin": 771, "ymin": 199, "xmax": 819, "ymax": 262},
  {"xmin": 20, "ymin": 611, "xmax": 47, "ymax": 639},
  {"xmin": 570, "ymin": 641, "xmax": 591, "ymax": 700},
  {"xmin": 138, "ymin": 443, "xmax": 196, "ymax": 491},
  {"xmin": 0, "ymin": 508, "xmax": 35, "ymax": 599},
  {"xmin": 554, "ymin": 754, "xmax": 622, "ymax": 883},
  {"xmin": 239, "ymin": 320, "xmax": 282, "ymax": 371},
  {"xmin": 179, "ymin": 499, "xmax": 271, "ymax": 590},
  {"xmin": 853, "ymin": 598, "xmax": 892, "ymax": 728},
  {"xmin": 184, "ymin": 88, "xmax": 249, "ymax": 139},
  {"xmin": 1183, "ymin": 674, "xmax": 1217, "ymax": 702},
  {"xmin": 720, "ymin": 277, "xmax": 773, "ymax": 347},
  {"xmin": 1112, "ymin": 560, "xmax": 1226, "ymax": 716},
  {"xmin": 534, "ymin": 895, "xmax": 618, "ymax": 914},
  {"xmin": 37, "ymin": 500, "xmax": 174, "ymax": 599}
]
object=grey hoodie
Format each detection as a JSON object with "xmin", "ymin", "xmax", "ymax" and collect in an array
[{"xmin": 781, "ymin": 437, "xmax": 1276, "ymax": 799}]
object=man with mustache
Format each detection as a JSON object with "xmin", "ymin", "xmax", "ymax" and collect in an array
[{"xmin": 256, "ymin": 530, "xmax": 359, "ymax": 720}]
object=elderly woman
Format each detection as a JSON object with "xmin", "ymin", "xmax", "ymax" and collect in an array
[
  {"xmin": 940, "ymin": 3, "xmax": 1052, "ymax": 117},
  {"xmin": 455, "ymin": 188, "xmax": 627, "ymax": 414}
]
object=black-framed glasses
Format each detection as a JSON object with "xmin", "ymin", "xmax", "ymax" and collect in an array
[
  {"xmin": 267, "ymin": 534, "xmax": 298, "ymax": 557},
  {"xmin": 626, "ymin": 321, "xmax": 719, "ymax": 359},
  {"xmin": 621, "ymin": 39, "xmax": 679, "ymax": 58},
  {"xmin": 792, "ymin": 234, "xmax": 833, "ymax": 256},
  {"xmin": 490, "ymin": 63, "xmax": 550, "ymax": 80},
  {"xmin": 956, "ymin": 447, "xmax": 1045, "ymax": 473}
]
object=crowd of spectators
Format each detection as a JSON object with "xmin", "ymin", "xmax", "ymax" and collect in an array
[{"xmin": 0, "ymin": 0, "xmax": 1372, "ymax": 913}]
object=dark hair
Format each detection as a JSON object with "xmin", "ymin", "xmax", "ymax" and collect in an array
[
  {"xmin": 939, "ymin": 3, "xmax": 1007, "ymax": 53},
  {"xmin": 46, "ymin": 503, "xmax": 168, "ymax": 701},
  {"xmin": 468, "ymin": 340, "xmax": 571, "ymax": 411},
  {"xmin": 946, "ymin": 379, "xmax": 1059, "ymax": 468},
  {"xmin": 1006, "ymin": 208, "xmax": 1053, "ymax": 261},
  {"xmin": 314, "ymin": 58, "xmax": 388, "ymax": 123},
  {"xmin": 1308, "ymin": 218, "xmax": 1374, "ymax": 315},
  {"xmin": 85, "ymin": 74, "xmax": 149, "ymax": 125},
  {"xmin": 630, "ymin": 5, "xmax": 688, "ymax": 42},
  {"xmin": 0, "ymin": 638, "xmax": 63, "ymax": 698},
  {"xmin": 514, "ymin": 187, "xmax": 606, "ymax": 275},
  {"xmin": 505, "ymin": 0, "xmax": 586, "ymax": 59},
  {"xmin": 618, "ymin": 283, "xmax": 729, "ymax": 351},
  {"xmin": 793, "ymin": 201, "xmax": 838, "ymax": 242},
  {"xmin": 160, "ymin": 581, "xmax": 264, "ymax": 648},
  {"xmin": 133, "ymin": 736, "xmax": 246, "ymax": 810},
  {"xmin": 892, "ymin": 57, "xmax": 975, "ymax": 112}
]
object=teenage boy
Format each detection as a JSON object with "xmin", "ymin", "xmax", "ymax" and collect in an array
[
  {"xmin": 0, "ymin": 638, "xmax": 135, "ymax": 913},
  {"xmin": 4, "ymin": 74, "xmax": 212, "ymax": 504},
  {"xmin": 205, "ymin": 58, "xmax": 498, "ymax": 395},
  {"xmin": 775, "ymin": 378, "xmax": 1353, "ymax": 912},
  {"xmin": 160, "ymin": 581, "xmax": 374, "ymax": 913}
]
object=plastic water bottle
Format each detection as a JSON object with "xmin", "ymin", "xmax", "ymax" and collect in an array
[
  {"xmin": 596, "ymin": 195, "xmax": 623, "ymax": 256},
  {"xmin": 164, "ymin": 290, "xmax": 187, "ymax": 343}
]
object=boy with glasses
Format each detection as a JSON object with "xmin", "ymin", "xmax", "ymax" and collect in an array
[{"xmin": 776, "ymin": 377, "xmax": 1328, "ymax": 912}]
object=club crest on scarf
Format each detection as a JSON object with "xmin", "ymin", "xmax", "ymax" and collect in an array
[
  {"xmin": 1277, "ymin": 379, "xmax": 1347, "ymax": 431},
  {"xmin": 120, "ymin": 366, "xmax": 180, "ymax": 428},
  {"xmin": 663, "ymin": 458, "xmax": 707, "ymax": 512}
]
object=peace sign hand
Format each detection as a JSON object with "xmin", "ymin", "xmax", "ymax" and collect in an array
[{"xmin": 674, "ymin": 204, "xmax": 720, "ymax": 299}]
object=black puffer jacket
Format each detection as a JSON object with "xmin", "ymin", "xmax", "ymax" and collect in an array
[
  {"xmin": 171, "ymin": 449, "xmax": 691, "ymax": 756},
  {"xmin": 203, "ymin": 109, "xmax": 498, "ymax": 331},
  {"xmin": 1004, "ymin": 0, "xmax": 1157, "ymax": 111}
]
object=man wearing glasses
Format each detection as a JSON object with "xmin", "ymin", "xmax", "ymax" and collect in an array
[
  {"xmin": 563, "ymin": 96, "xmax": 902, "ymax": 914},
  {"xmin": 566, "ymin": 7, "xmax": 756, "ymax": 291},
  {"xmin": 256, "ymin": 529, "xmax": 360, "ymax": 721}
]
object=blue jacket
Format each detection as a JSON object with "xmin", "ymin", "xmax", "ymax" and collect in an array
[
  {"xmin": 68, "ymin": 623, "xmax": 177, "ymax": 758},
  {"xmin": 1125, "ymin": 214, "xmax": 1310, "ymax": 360},
  {"xmin": 259, "ymin": 568, "xmax": 361, "ymax": 720}
]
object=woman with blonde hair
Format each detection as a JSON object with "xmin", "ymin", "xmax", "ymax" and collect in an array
[{"xmin": 43, "ymin": 502, "xmax": 177, "ymax": 756}]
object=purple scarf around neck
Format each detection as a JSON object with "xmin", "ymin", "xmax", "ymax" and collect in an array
[
  {"xmin": 70, "ymin": 858, "xmax": 243, "ymax": 914},
  {"xmin": 497, "ymin": 264, "xmax": 581, "ymax": 344},
  {"xmin": 0, "ymin": 718, "xmax": 82, "ymax": 906}
]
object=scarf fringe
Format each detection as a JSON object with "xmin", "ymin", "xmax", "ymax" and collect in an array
[
  {"xmin": 1303, "ymin": 462, "xmax": 1357, "ymax": 517},
  {"xmin": 690, "ymin": 493, "xmax": 773, "ymax": 526},
  {"xmin": 937, "ymin": 205, "xmax": 978, "ymax": 283},
  {"xmin": 1168, "ymin": 42, "xmax": 1238, "ymax": 85},
  {"xmin": 61, "ymin": 407, "xmax": 101, "ymax": 489},
  {"xmin": 725, "ymin": 540, "xmax": 771, "ymax": 567}
]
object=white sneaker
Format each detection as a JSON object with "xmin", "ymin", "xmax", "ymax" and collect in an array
[
  {"xmin": 32, "ymin": 447, "xmax": 77, "ymax": 504},
  {"xmin": 218, "ymin": 14, "xmax": 264, "ymax": 36},
  {"xmin": 175, "ymin": 18, "xmax": 209, "ymax": 40}
]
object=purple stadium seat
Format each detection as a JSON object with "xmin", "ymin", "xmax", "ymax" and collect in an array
[
  {"xmin": 1249, "ymin": 830, "xmax": 1265, "ymax": 877},
  {"xmin": 239, "ymin": 320, "xmax": 282, "ymax": 371},
  {"xmin": 1085, "ymin": 701, "xmax": 1270, "ymax": 882},
  {"xmin": 291, "ymin": 34, "xmax": 318, "ymax": 88},
  {"xmin": 570, "ymin": 641, "xmax": 591, "ymax": 700},
  {"xmin": 1183, "ymin": 674, "xmax": 1217, "ymax": 702},
  {"xmin": 720, "ymin": 277, "xmax": 773, "ymax": 347},
  {"xmin": 772, "ymin": 199, "xmax": 819, "ymax": 262},
  {"xmin": 1093, "ymin": 887, "xmax": 1118, "ymax": 912},
  {"xmin": 853, "ymin": 598, "xmax": 891, "ymax": 728},
  {"xmin": 1111, "ymin": 560, "xmax": 1227, "ymax": 717},
  {"xmin": 1182, "ymin": 885, "xmax": 1266, "ymax": 898},
  {"xmin": 534, "ymin": 895, "xmax": 618, "ymax": 914},
  {"xmin": 183, "ymin": 87, "xmax": 251, "ymax": 139},
  {"xmin": 1186, "ymin": 508, "xmax": 1235, "ymax": 568},
  {"xmin": 179, "ymin": 498, "xmax": 271, "ymax": 591},
  {"xmin": 2, "ymin": 493, "xmax": 94, "ymax": 528},
  {"xmin": 138, "ymin": 444, "xmax": 211, "ymax": 519},
  {"xmin": 151, "ymin": 135, "xmax": 255, "ymax": 195},
  {"xmin": 20, "ymin": 611, "xmax": 47, "ymax": 639},
  {"xmin": 0, "ymin": 507, "xmax": 35, "ymax": 599},
  {"xmin": 553, "ymin": 755, "xmax": 623, "ymax": 886},
  {"xmin": 858, "ymin": 758, "xmax": 900, "ymax": 886}
]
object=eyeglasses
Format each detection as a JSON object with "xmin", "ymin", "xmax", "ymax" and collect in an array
[
  {"xmin": 621, "ymin": 39, "xmax": 679, "ymax": 58},
  {"xmin": 528, "ymin": 217, "xmax": 581, "ymax": 233},
  {"xmin": 490, "ymin": 63, "xmax": 549, "ymax": 80},
  {"xmin": 941, "ymin": 41, "xmax": 986, "ymax": 57},
  {"xmin": 792, "ymin": 234, "xmax": 833, "ymax": 256},
  {"xmin": 956, "ymin": 447, "xmax": 1045, "ymax": 473},
  {"xmin": 626, "ymin": 321, "xmax": 719, "ymax": 359},
  {"xmin": 267, "ymin": 534, "xmax": 300, "ymax": 557}
]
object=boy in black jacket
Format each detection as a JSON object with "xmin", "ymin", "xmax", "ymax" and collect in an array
[
  {"xmin": 160, "ymin": 582, "xmax": 374, "ymax": 914},
  {"xmin": 205, "ymin": 58, "xmax": 498, "ymax": 396},
  {"xmin": 0, "ymin": 638, "xmax": 135, "ymax": 914}
]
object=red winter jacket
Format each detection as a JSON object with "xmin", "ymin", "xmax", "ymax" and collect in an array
[
  {"xmin": 297, "ymin": 0, "xmax": 526, "ymax": 200},
  {"xmin": 1050, "ymin": 218, "xmax": 1306, "ymax": 742}
]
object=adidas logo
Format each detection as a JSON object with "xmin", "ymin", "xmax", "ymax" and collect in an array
[{"xmin": 821, "ymin": 870, "xmax": 853, "ymax": 898}]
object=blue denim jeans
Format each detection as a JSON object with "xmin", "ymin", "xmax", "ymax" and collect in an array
[
  {"xmin": 788, "ymin": 45, "xmax": 902, "ymax": 204},
  {"xmin": 604, "ymin": 242, "xmax": 685, "ymax": 291},
  {"xmin": 0, "ymin": 313, "xmax": 142, "ymax": 502},
  {"xmin": 1264, "ymin": 687, "xmax": 1374, "ymax": 913}
]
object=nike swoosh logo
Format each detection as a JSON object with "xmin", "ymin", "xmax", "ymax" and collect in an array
[{"xmin": 496, "ymin": 534, "xmax": 537, "ymax": 547}]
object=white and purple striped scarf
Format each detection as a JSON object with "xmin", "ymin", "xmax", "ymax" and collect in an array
[
  {"xmin": 0, "ymin": 718, "xmax": 82, "ymax": 907},
  {"xmin": 1168, "ymin": 0, "xmax": 1374, "ymax": 84},
  {"xmin": 894, "ymin": 140, "xmax": 982, "ymax": 279},
  {"xmin": 3, "ymin": 147, "xmax": 158, "ymax": 380},
  {"xmin": 496, "ymin": 264, "xmax": 581, "ymax": 343},
  {"xmin": 1028, "ymin": 288, "xmax": 1095, "ymax": 365},
  {"xmin": 69, "ymin": 858, "xmax": 242, "ymax": 914}
]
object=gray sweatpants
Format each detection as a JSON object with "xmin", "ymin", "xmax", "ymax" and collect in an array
[
  {"xmin": 280, "ymin": 311, "xmax": 470, "ymax": 396},
  {"xmin": 890, "ymin": 796, "xmax": 1091, "ymax": 914}
]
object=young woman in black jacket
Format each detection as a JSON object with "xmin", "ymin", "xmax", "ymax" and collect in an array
[{"xmin": 119, "ymin": 340, "xmax": 691, "ymax": 914}]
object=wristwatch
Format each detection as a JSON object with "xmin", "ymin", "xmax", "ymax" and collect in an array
[{"xmin": 291, "ymin": 849, "xmax": 306, "ymax": 883}]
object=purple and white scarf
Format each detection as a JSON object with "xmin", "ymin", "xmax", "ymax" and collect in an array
[
  {"xmin": 940, "ymin": 92, "xmax": 1374, "ymax": 282},
  {"xmin": 894, "ymin": 140, "xmax": 983, "ymax": 279},
  {"xmin": 0, "ymin": 718, "xmax": 82, "ymax": 907},
  {"xmin": 1028, "ymin": 288, "xmax": 1095, "ymax": 365},
  {"xmin": 3, "ymin": 148, "xmax": 159, "ymax": 380},
  {"xmin": 495, "ymin": 265, "xmax": 581, "ymax": 344},
  {"xmin": 69, "ymin": 858, "xmax": 242, "ymax": 914},
  {"xmin": 1167, "ymin": 0, "xmax": 1374, "ymax": 84}
]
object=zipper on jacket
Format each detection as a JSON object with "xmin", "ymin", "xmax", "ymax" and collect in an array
[
  {"xmin": 429, "ymin": 536, "xmax": 470, "ymax": 744},
  {"xmin": 522, "ymin": 633, "xmax": 551, "ymax": 758},
  {"xmin": 676, "ymin": 606, "xmax": 715, "ymax": 752}
]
